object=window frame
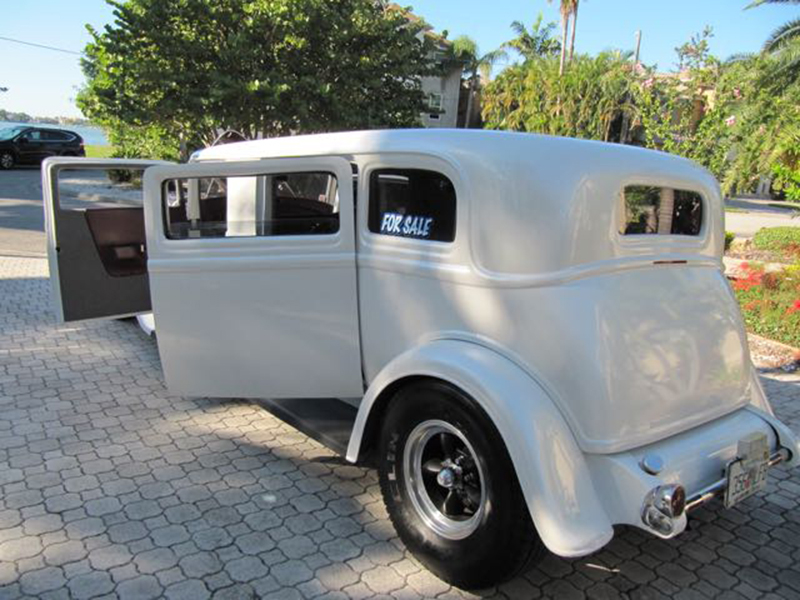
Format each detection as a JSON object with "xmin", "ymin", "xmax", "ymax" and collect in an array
[
  {"xmin": 21, "ymin": 129, "xmax": 43, "ymax": 142},
  {"xmin": 614, "ymin": 179, "xmax": 710, "ymax": 248},
  {"xmin": 358, "ymin": 154, "xmax": 465, "ymax": 260},
  {"xmin": 366, "ymin": 167, "xmax": 458, "ymax": 245},
  {"xmin": 160, "ymin": 170, "xmax": 342, "ymax": 241},
  {"xmin": 144, "ymin": 158, "xmax": 354, "ymax": 260},
  {"xmin": 428, "ymin": 93, "xmax": 444, "ymax": 111}
]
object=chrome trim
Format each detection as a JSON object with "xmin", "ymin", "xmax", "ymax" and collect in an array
[
  {"xmin": 685, "ymin": 450, "xmax": 786, "ymax": 512},
  {"xmin": 402, "ymin": 419, "xmax": 486, "ymax": 541},
  {"xmin": 641, "ymin": 483, "xmax": 686, "ymax": 535}
]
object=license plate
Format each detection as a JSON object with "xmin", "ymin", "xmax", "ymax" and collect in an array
[{"xmin": 724, "ymin": 432, "xmax": 770, "ymax": 509}]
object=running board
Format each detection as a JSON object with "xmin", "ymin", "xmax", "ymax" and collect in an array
[{"xmin": 255, "ymin": 397, "xmax": 358, "ymax": 457}]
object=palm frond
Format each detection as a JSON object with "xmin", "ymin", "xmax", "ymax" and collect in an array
[
  {"xmin": 725, "ymin": 52, "xmax": 755, "ymax": 64},
  {"xmin": 479, "ymin": 48, "xmax": 509, "ymax": 80},
  {"xmin": 451, "ymin": 35, "xmax": 478, "ymax": 62},
  {"xmin": 764, "ymin": 18, "xmax": 800, "ymax": 52},
  {"xmin": 509, "ymin": 20, "xmax": 527, "ymax": 37},
  {"xmin": 757, "ymin": 38, "xmax": 800, "ymax": 86},
  {"xmin": 747, "ymin": 0, "xmax": 800, "ymax": 8},
  {"xmin": 483, "ymin": 48, "xmax": 509, "ymax": 65},
  {"xmin": 770, "ymin": 37, "xmax": 800, "ymax": 74}
]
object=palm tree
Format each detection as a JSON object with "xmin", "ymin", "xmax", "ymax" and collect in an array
[
  {"xmin": 451, "ymin": 36, "xmax": 507, "ymax": 128},
  {"xmin": 548, "ymin": 0, "xmax": 574, "ymax": 75},
  {"xmin": 747, "ymin": 0, "xmax": 800, "ymax": 80},
  {"xmin": 569, "ymin": 0, "xmax": 581, "ymax": 61},
  {"xmin": 504, "ymin": 13, "xmax": 561, "ymax": 61}
]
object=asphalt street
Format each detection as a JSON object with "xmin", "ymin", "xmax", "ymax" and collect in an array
[{"xmin": 0, "ymin": 167, "xmax": 46, "ymax": 258}]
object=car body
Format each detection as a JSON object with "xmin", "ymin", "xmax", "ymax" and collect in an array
[
  {"xmin": 41, "ymin": 130, "xmax": 800, "ymax": 587},
  {"xmin": 0, "ymin": 125, "xmax": 85, "ymax": 169}
]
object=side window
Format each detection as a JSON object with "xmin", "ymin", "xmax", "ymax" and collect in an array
[
  {"xmin": 44, "ymin": 131, "xmax": 72, "ymax": 142},
  {"xmin": 368, "ymin": 169, "xmax": 456, "ymax": 242},
  {"xmin": 23, "ymin": 130, "xmax": 43, "ymax": 141},
  {"xmin": 162, "ymin": 172, "xmax": 339, "ymax": 239},
  {"xmin": 620, "ymin": 186, "xmax": 703, "ymax": 236}
]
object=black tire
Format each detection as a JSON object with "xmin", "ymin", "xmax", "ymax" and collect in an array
[
  {"xmin": 0, "ymin": 151, "xmax": 14, "ymax": 170},
  {"xmin": 378, "ymin": 380, "xmax": 545, "ymax": 589}
]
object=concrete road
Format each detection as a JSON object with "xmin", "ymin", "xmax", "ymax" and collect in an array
[
  {"xmin": 0, "ymin": 167, "xmax": 145, "ymax": 259},
  {"xmin": 0, "ymin": 167, "xmax": 46, "ymax": 258},
  {"xmin": 725, "ymin": 198, "xmax": 800, "ymax": 239}
]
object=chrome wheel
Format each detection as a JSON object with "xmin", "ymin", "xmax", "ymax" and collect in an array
[
  {"xmin": 0, "ymin": 153, "xmax": 13, "ymax": 169},
  {"xmin": 403, "ymin": 419, "xmax": 486, "ymax": 540}
]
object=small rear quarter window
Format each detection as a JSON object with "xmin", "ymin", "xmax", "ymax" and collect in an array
[
  {"xmin": 620, "ymin": 186, "xmax": 703, "ymax": 236},
  {"xmin": 368, "ymin": 169, "xmax": 456, "ymax": 242}
]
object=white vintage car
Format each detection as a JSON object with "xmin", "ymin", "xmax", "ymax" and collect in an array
[{"xmin": 42, "ymin": 130, "xmax": 799, "ymax": 588}]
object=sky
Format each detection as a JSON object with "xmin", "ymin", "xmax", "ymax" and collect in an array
[{"xmin": 0, "ymin": 0, "xmax": 794, "ymax": 119}]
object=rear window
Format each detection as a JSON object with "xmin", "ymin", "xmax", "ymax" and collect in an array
[
  {"xmin": 620, "ymin": 186, "xmax": 703, "ymax": 236},
  {"xmin": 368, "ymin": 169, "xmax": 456, "ymax": 242}
]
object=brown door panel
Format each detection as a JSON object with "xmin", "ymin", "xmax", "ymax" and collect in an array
[
  {"xmin": 55, "ymin": 209, "xmax": 151, "ymax": 321},
  {"xmin": 84, "ymin": 208, "xmax": 147, "ymax": 277}
]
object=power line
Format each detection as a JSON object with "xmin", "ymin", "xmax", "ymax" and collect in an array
[{"xmin": 0, "ymin": 35, "xmax": 81, "ymax": 56}]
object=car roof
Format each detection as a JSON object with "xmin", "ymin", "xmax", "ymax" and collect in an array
[{"xmin": 195, "ymin": 129, "xmax": 722, "ymax": 275}]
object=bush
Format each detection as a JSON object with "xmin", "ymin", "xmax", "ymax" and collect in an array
[
  {"xmin": 734, "ymin": 262, "xmax": 800, "ymax": 348},
  {"xmin": 481, "ymin": 52, "xmax": 637, "ymax": 141},
  {"xmin": 752, "ymin": 227, "xmax": 800, "ymax": 262},
  {"xmin": 725, "ymin": 231, "xmax": 735, "ymax": 251}
]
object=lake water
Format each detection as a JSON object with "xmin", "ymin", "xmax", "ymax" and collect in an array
[{"xmin": 0, "ymin": 121, "xmax": 108, "ymax": 146}]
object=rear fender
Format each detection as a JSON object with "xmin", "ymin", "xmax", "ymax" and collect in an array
[
  {"xmin": 346, "ymin": 339, "xmax": 613, "ymax": 557},
  {"xmin": 748, "ymin": 369, "xmax": 800, "ymax": 467}
]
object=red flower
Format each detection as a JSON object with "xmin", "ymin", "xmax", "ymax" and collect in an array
[
  {"xmin": 733, "ymin": 269, "xmax": 763, "ymax": 291},
  {"xmin": 787, "ymin": 299, "xmax": 800, "ymax": 315}
]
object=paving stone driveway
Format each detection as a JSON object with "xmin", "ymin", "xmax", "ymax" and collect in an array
[{"xmin": 1, "ymin": 255, "xmax": 800, "ymax": 600}]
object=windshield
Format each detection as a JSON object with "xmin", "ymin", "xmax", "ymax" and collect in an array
[{"xmin": 0, "ymin": 127, "xmax": 27, "ymax": 141}]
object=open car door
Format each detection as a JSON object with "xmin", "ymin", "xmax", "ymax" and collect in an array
[
  {"xmin": 142, "ymin": 158, "xmax": 364, "ymax": 400},
  {"xmin": 42, "ymin": 157, "xmax": 171, "ymax": 322}
]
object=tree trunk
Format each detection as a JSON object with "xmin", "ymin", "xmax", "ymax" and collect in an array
[
  {"xmin": 658, "ymin": 188, "xmax": 675, "ymax": 234},
  {"xmin": 559, "ymin": 15, "xmax": 570, "ymax": 76},
  {"xmin": 465, "ymin": 78, "xmax": 475, "ymax": 128},
  {"xmin": 569, "ymin": 1, "xmax": 579, "ymax": 62}
]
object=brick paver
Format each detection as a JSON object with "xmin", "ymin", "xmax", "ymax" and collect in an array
[{"xmin": 1, "ymin": 255, "xmax": 799, "ymax": 599}]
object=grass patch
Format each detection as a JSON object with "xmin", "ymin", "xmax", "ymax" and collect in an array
[
  {"xmin": 724, "ymin": 206, "xmax": 747, "ymax": 213},
  {"xmin": 752, "ymin": 226, "xmax": 800, "ymax": 262},
  {"xmin": 734, "ymin": 262, "xmax": 800, "ymax": 348},
  {"xmin": 84, "ymin": 145, "xmax": 114, "ymax": 159}
]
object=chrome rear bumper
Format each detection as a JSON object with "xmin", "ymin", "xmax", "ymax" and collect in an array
[{"xmin": 685, "ymin": 449, "xmax": 788, "ymax": 512}]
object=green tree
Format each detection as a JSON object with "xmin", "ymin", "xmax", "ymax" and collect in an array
[
  {"xmin": 675, "ymin": 26, "xmax": 718, "ymax": 71},
  {"xmin": 636, "ymin": 30, "xmax": 800, "ymax": 200},
  {"xmin": 714, "ymin": 56, "xmax": 800, "ymax": 198},
  {"xmin": 747, "ymin": 0, "xmax": 800, "ymax": 82},
  {"xmin": 481, "ymin": 52, "xmax": 637, "ymax": 141},
  {"xmin": 78, "ymin": 0, "xmax": 434, "ymax": 159},
  {"xmin": 451, "ymin": 36, "xmax": 506, "ymax": 128},
  {"xmin": 503, "ymin": 13, "xmax": 561, "ymax": 61},
  {"xmin": 634, "ymin": 29, "xmax": 730, "ymax": 177}
]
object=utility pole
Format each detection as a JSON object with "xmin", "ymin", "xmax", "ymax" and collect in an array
[{"xmin": 634, "ymin": 30, "xmax": 642, "ymax": 66}]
